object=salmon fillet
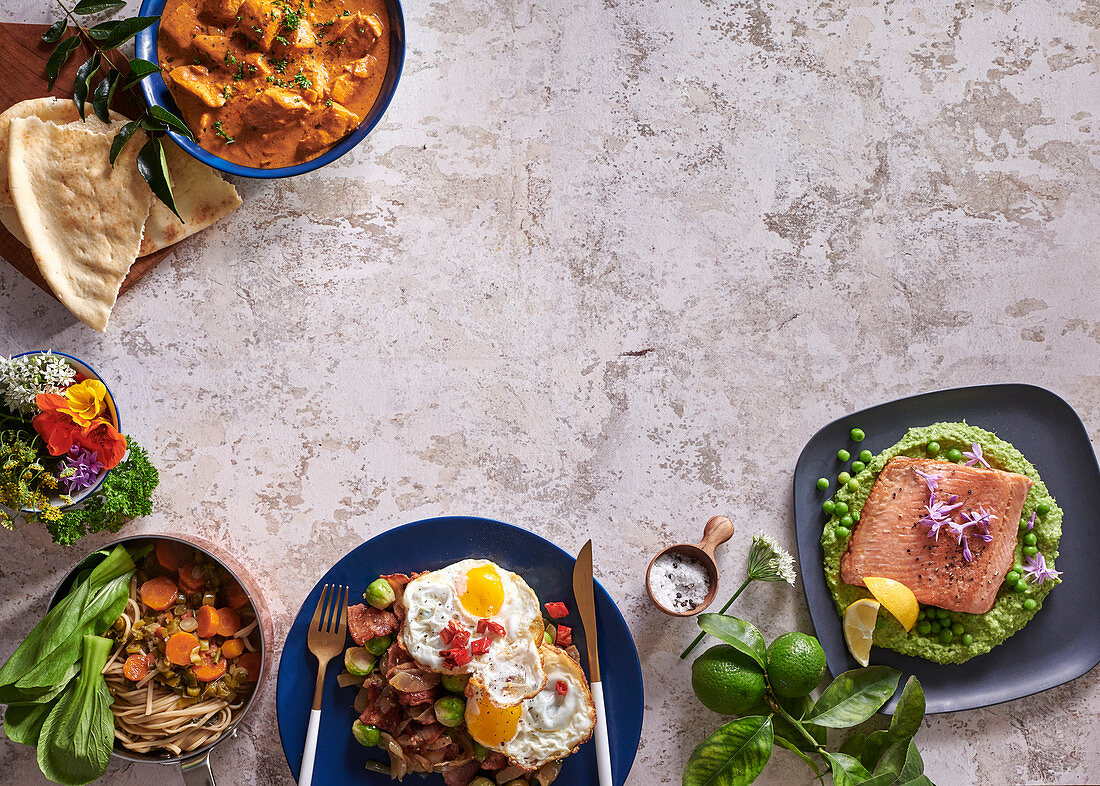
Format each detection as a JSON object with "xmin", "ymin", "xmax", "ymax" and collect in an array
[{"xmin": 840, "ymin": 457, "xmax": 1032, "ymax": 614}]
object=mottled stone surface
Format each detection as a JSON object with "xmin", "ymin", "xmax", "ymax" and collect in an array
[{"xmin": 1, "ymin": 0, "xmax": 1098, "ymax": 783}]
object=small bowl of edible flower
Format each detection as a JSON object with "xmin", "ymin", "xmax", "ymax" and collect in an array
[{"xmin": 0, "ymin": 350, "xmax": 148, "ymax": 542}]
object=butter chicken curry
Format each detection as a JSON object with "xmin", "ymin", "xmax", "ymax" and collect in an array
[{"xmin": 158, "ymin": 0, "xmax": 390, "ymax": 168}]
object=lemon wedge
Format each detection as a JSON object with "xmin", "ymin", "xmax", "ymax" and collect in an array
[
  {"xmin": 862, "ymin": 576, "xmax": 919, "ymax": 632},
  {"xmin": 843, "ymin": 598, "xmax": 880, "ymax": 667}
]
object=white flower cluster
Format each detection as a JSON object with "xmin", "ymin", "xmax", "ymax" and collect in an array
[
  {"xmin": 747, "ymin": 532, "xmax": 797, "ymax": 585},
  {"xmin": 0, "ymin": 352, "xmax": 76, "ymax": 415}
]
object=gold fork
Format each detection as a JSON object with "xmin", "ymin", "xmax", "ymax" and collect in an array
[{"xmin": 299, "ymin": 584, "xmax": 349, "ymax": 786}]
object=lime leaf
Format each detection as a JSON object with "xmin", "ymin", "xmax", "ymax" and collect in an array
[
  {"xmin": 804, "ymin": 666, "xmax": 901, "ymax": 729},
  {"xmin": 874, "ymin": 739, "xmax": 924, "ymax": 782},
  {"xmin": 860, "ymin": 729, "xmax": 892, "ymax": 771},
  {"xmin": 683, "ymin": 715, "xmax": 774, "ymax": 786},
  {"xmin": 888, "ymin": 676, "xmax": 926, "ymax": 741},
  {"xmin": 697, "ymin": 614, "xmax": 767, "ymax": 670},
  {"xmin": 824, "ymin": 752, "xmax": 872, "ymax": 786},
  {"xmin": 837, "ymin": 732, "xmax": 865, "ymax": 759},
  {"xmin": 46, "ymin": 36, "xmax": 81, "ymax": 90}
]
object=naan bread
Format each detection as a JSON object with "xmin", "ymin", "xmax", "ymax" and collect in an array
[
  {"xmin": 7, "ymin": 117, "xmax": 153, "ymax": 332},
  {"xmin": 139, "ymin": 138, "xmax": 241, "ymax": 255}
]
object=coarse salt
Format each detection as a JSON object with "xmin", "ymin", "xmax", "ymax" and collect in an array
[{"xmin": 650, "ymin": 550, "xmax": 711, "ymax": 612}]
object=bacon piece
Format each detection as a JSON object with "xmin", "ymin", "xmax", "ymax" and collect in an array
[
  {"xmin": 397, "ymin": 688, "xmax": 436, "ymax": 706},
  {"xmin": 442, "ymin": 760, "xmax": 482, "ymax": 786},
  {"xmin": 480, "ymin": 751, "xmax": 508, "ymax": 771},
  {"xmin": 554, "ymin": 625, "xmax": 572, "ymax": 647},
  {"xmin": 347, "ymin": 603, "xmax": 399, "ymax": 645}
]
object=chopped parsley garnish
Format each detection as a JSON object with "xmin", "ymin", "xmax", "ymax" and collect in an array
[
  {"xmin": 224, "ymin": 51, "xmax": 238, "ymax": 66},
  {"xmin": 213, "ymin": 120, "xmax": 235, "ymax": 144},
  {"xmin": 274, "ymin": 35, "xmax": 291, "ymax": 45},
  {"xmin": 292, "ymin": 71, "xmax": 313, "ymax": 89},
  {"xmin": 271, "ymin": 57, "xmax": 290, "ymax": 74},
  {"xmin": 266, "ymin": 76, "xmax": 288, "ymax": 86}
]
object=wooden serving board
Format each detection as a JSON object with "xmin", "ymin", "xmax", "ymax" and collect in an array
[{"xmin": 0, "ymin": 22, "xmax": 173, "ymax": 298}]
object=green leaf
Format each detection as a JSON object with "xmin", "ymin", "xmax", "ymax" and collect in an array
[
  {"xmin": 46, "ymin": 36, "xmax": 81, "ymax": 90},
  {"xmin": 88, "ymin": 16, "xmax": 157, "ymax": 49},
  {"xmin": 91, "ymin": 69, "xmax": 119, "ymax": 124},
  {"xmin": 73, "ymin": 0, "xmax": 126, "ymax": 13},
  {"xmin": 124, "ymin": 57, "xmax": 161, "ymax": 88},
  {"xmin": 887, "ymin": 677, "xmax": 925, "ymax": 742},
  {"xmin": 854, "ymin": 773, "xmax": 900, "ymax": 786},
  {"xmin": 136, "ymin": 137, "xmax": 181, "ymax": 220},
  {"xmin": 148, "ymin": 105, "xmax": 195, "ymax": 141},
  {"xmin": 897, "ymin": 776, "xmax": 935, "ymax": 786},
  {"xmin": 3, "ymin": 699, "xmax": 56, "ymax": 746},
  {"xmin": 683, "ymin": 715, "xmax": 774, "ymax": 786},
  {"xmin": 697, "ymin": 614, "xmax": 767, "ymax": 670},
  {"xmin": 805, "ymin": 666, "xmax": 901, "ymax": 729},
  {"xmin": 824, "ymin": 752, "xmax": 872, "ymax": 786},
  {"xmin": 109, "ymin": 120, "xmax": 142, "ymax": 165},
  {"xmin": 36, "ymin": 636, "xmax": 115, "ymax": 786},
  {"xmin": 837, "ymin": 732, "xmax": 865, "ymax": 759},
  {"xmin": 874, "ymin": 739, "xmax": 924, "ymax": 782},
  {"xmin": 42, "ymin": 20, "xmax": 68, "ymax": 43},
  {"xmin": 860, "ymin": 729, "xmax": 892, "ymax": 771},
  {"xmin": 73, "ymin": 53, "xmax": 101, "ymax": 120}
]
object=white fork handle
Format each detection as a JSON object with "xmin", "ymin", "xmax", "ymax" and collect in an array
[
  {"xmin": 591, "ymin": 680, "xmax": 614, "ymax": 785},
  {"xmin": 298, "ymin": 708, "xmax": 322, "ymax": 786}
]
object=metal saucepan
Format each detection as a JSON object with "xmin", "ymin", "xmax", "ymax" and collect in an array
[{"xmin": 49, "ymin": 534, "xmax": 272, "ymax": 786}]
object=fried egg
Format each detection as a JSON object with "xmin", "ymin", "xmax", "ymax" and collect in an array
[
  {"xmin": 400, "ymin": 559, "xmax": 546, "ymax": 705},
  {"xmin": 465, "ymin": 646, "xmax": 597, "ymax": 770}
]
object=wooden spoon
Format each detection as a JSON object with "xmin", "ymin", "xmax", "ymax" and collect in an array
[{"xmin": 646, "ymin": 515, "xmax": 735, "ymax": 617}]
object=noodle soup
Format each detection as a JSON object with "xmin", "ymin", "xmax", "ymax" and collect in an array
[{"xmin": 101, "ymin": 540, "xmax": 261, "ymax": 757}]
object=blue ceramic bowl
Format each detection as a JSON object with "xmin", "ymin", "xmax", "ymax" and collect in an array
[{"xmin": 135, "ymin": 0, "xmax": 405, "ymax": 178}]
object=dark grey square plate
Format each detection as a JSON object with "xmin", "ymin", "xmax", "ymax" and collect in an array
[{"xmin": 793, "ymin": 384, "xmax": 1100, "ymax": 714}]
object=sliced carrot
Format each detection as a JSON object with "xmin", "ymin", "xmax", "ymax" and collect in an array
[
  {"xmin": 237, "ymin": 651, "xmax": 261, "ymax": 682},
  {"xmin": 220, "ymin": 638, "xmax": 245, "ymax": 659},
  {"xmin": 196, "ymin": 606, "xmax": 220, "ymax": 638},
  {"xmin": 177, "ymin": 563, "xmax": 206, "ymax": 594},
  {"xmin": 140, "ymin": 576, "xmax": 179, "ymax": 611},
  {"xmin": 155, "ymin": 540, "xmax": 188, "ymax": 572},
  {"xmin": 192, "ymin": 655, "xmax": 228, "ymax": 683},
  {"xmin": 224, "ymin": 580, "xmax": 250, "ymax": 610},
  {"xmin": 215, "ymin": 606, "xmax": 241, "ymax": 637},
  {"xmin": 123, "ymin": 653, "xmax": 150, "ymax": 682},
  {"xmin": 166, "ymin": 632, "xmax": 200, "ymax": 666}
]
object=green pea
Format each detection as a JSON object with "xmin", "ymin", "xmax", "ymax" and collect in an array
[
  {"xmin": 916, "ymin": 609, "xmax": 926, "ymax": 621},
  {"xmin": 1014, "ymin": 579, "xmax": 1029, "ymax": 593},
  {"xmin": 961, "ymin": 634, "xmax": 974, "ymax": 646},
  {"xmin": 837, "ymin": 449, "xmax": 851, "ymax": 462},
  {"xmin": 1023, "ymin": 599, "xmax": 1037, "ymax": 611},
  {"xmin": 938, "ymin": 629, "xmax": 954, "ymax": 644},
  {"xmin": 851, "ymin": 461, "xmax": 866, "ymax": 474},
  {"xmin": 935, "ymin": 608, "xmax": 949, "ymax": 620},
  {"xmin": 1036, "ymin": 502, "xmax": 1050, "ymax": 515},
  {"xmin": 846, "ymin": 480, "xmax": 859, "ymax": 492},
  {"xmin": 1024, "ymin": 533, "xmax": 1037, "ymax": 546},
  {"xmin": 816, "ymin": 478, "xmax": 829, "ymax": 490},
  {"xmin": 850, "ymin": 428, "xmax": 865, "ymax": 442},
  {"xmin": 1005, "ymin": 570, "xmax": 1020, "ymax": 584},
  {"xmin": 365, "ymin": 578, "xmax": 397, "ymax": 610},
  {"xmin": 840, "ymin": 514, "xmax": 853, "ymax": 527},
  {"xmin": 838, "ymin": 472, "xmax": 851, "ymax": 484},
  {"xmin": 823, "ymin": 500, "xmax": 835, "ymax": 515},
  {"xmin": 365, "ymin": 635, "xmax": 392, "ymax": 656},
  {"xmin": 858, "ymin": 450, "xmax": 873, "ymax": 463},
  {"xmin": 834, "ymin": 502, "xmax": 849, "ymax": 516},
  {"xmin": 352, "ymin": 721, "xmax": 381, "ymax": 747},
  {"xmin": 951, "ymin": 622, "xmax": 964, "ymax": 635},
  {"xmin": 1019, "ymin": 520, "xmax": 1030, "ymax": 532},
  {"xmin": 1023, "ymin": 545, "xmax": 1038, "ymax": 557},
  {"xmin": 925, "ymin": 441, "xmax": 940, "ymax": 457},
  {"xmin": 434, "ymin": 696, "xmax": 466, "ymax": 727},
  {"xmin": 916, "ymin": 620, "xmax": 931, "ymax": 635},
  {"xmin": 441, "ymin": 673, "xmax": 470, "ymax": 693},
  {"xmin": 946, "ymin": 448, "xmax": 963, "ymax": 463},
  {"xmin": 835, "ymin": 526, "xmax": 851, "ymax": 539},
  {"xmin": 929, "ymin": 621, "xmax": 942, "ymax": 634}
]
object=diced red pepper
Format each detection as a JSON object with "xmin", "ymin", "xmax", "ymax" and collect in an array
[
  {"xmin": 441, "ymin": 647, "xmax": 472, "ymax": 667},
  {"xmin": 544, "ymin": 602, "xmax": 569, "ymax": 619},
  {"xmin": 555, "ymin": 625, "xmax": 572, "ymax": 647},
  {"xmin": 556, "ymin": 680, "xmax": 568, "ymax": 696},
  {"xmin": 477, "ymin": 619, "xmax": 507, "ymax": 637},
  {"xmin": 470, "ymin": 637, "xmax": 491, "ymax": 655},
  {"xmin": 440, "ymin": 620, "xmax": 469, "ymax": 647}
]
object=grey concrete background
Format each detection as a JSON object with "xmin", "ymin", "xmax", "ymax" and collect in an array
[{"xmin": 1, "ymin": 0, "xmax": 1098, "ymax": 783}]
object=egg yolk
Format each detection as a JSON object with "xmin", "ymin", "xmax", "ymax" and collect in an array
[
  {"xmin": 466, "ymin": 692, "xmax": 521, "ymax": 748},
  {"xmin": 460, "ymin": 565, "xmax": 504, "ymax": 618}
]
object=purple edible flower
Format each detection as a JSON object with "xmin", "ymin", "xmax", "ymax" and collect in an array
[
  {"xmin": 917, "ymin": 491, "xmax": 962, "ymax": 541},
  {"xmin": 913, "ymin": 467, "xmax": 945, "ymax": 492},
  {"xmin": 963, "ymin": 442, "xmax": 991, "ymax": 469},
  {"xmin": 59, "ymin": 445, "xmax": 104, "ymax": 494},
  {"xmin": 951, "ymin": 506, "xmax": 996, "ymax": 563},
  {"xmin": 1021, "ymin": 552, "xmax": 1061, "ymax": 585},
  {"xmin": 1026, "ymin": 511, "xmax": 1036, "ymax": 531}
]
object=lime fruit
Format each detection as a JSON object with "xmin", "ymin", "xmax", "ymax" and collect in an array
[
  {"xmin": 844, "ymin": 598, "xmax": 880, "ymax": 666},
  {"xmin": 691, "ymin": 645, "xmax": 767, "ymax": 715},
  {"xmin": 862, "ymin": 576, "xmax": 919, "ymax": 631},
  {"xmin": 765, "ymin": 632, "xmax": 827, "ymax": 698}
]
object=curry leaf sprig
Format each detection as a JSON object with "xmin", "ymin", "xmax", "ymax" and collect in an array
[{"xmin": 42, "ymin": 0, "xmax": 192, "ymax": 220}]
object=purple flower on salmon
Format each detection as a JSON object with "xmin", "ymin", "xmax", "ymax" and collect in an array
[
  {"xmin": 963, "ymin": 443, "xmax": 991, "ymax": 469},
  {"xmin": 951, "ymin": 506, "xmax": 995, "ymax": 563},
  {"xmin": 913, "ymin": 467, "xmax": 944, "ymax": 492},
  {"xmin": 1021, "ymin": 552, "xmax": 1061, "ymax": 585},
  {"xmin": 1026, "ymin": 511, "xmax": 1036, "ymax": 531},
  {"xmin": 917, "ymin": 491, "xmax": 962, "ymax": 541}
]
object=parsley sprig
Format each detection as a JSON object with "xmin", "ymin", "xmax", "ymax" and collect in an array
[{"xmin": 43, "ymin": 0, "xmax": 194, "ymax": 220}]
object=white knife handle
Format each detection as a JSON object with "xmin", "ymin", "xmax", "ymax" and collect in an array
[
  {"xmin": 591, "ymin": 680, "xmax": 614, "ymax": 785},
  {"xmin": 299, "ymin": 708, "xmax": 322, "ymax": 786}
]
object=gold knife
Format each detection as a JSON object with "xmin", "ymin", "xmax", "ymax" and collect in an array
[{"xmin": 572, "ymin": 539, "xmax": 613, "ymax": 785}]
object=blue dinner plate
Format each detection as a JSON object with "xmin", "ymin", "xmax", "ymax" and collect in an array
[
  {"xmin": 794, "ymin": 384, "xmax": 1100, "ymax": 714},
  {"xmin": 276, "ymin": 516, "xmax": 644, "ymax": 784}
]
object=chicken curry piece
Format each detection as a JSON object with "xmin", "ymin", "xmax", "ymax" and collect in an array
[{"xmin": 158, "ymin": 0, "xmax": 389, "ymax": 168}]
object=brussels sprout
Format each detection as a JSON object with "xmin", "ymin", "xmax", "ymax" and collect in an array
[
  {"xmin": 472, "ymin": 741, "xmax": 490, "ymax": 761},
  {"xmin": 434, "ymin": 696, "xmax": 466, "ymax": 727},
  {"xmin": 441, "ymin": 673, "xmax": 470, "ymax": 693},
  {"xmin": 469, "ymin": 779, "xmax": 495, "ymax": 786},
  {"xmin": 365, "ymin": 579, "xmax": 397, "ymax": 610},
  {"xmin": 344, "ymin": 647, "xmax": 376, "ymax": 677},
  {"xmin": 365, "ymin": 634, "xmax": 392, "ymax": 656},
  {"xmin": 352, "ymin": 720, "xmax": 381, "ymax": 747}
]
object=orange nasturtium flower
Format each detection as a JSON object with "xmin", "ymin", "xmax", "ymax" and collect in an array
[
  {"xmin": 76, "ymin": 420, "xmax": 127, "ymax": 471},
  {"xmin": 32, "ymin": 391, "xmax": 128, "ymax": 470},
  {"xmin": 58, "ymin": 379, "xmax": 108, "ymax": 427}
]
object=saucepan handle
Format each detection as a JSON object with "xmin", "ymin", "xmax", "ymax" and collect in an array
[{"xmin": 180, "ymin": 751, "xmax": 216, "ymax": 786}]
